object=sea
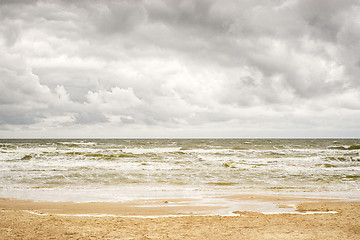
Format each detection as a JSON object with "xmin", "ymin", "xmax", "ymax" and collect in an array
[{"xmin": 1, "ymin": 139, "xmax": 360, "ymax": 203}]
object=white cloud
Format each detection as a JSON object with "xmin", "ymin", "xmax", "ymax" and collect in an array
[
  {"xmin": 86, "ymin": 87, "xmax": 141, "ymax": 112},
  {"xmin": 0, "ymin": 0, "xmax": 360, "ymax": 137}
]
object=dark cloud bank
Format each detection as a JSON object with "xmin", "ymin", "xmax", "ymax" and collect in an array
[{"xmin": 0, "ymin": 0, "xmax": 360, "ymax": 138}]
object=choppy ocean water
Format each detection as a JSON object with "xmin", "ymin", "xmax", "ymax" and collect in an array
[{"xmin": 1, "ymin": 139, "xmax": 359, "ymax": 202}]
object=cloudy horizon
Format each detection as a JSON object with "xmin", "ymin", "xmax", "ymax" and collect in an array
[{"xmin": 1, "ymin": 0, "xmax": 360, "ymax": 138}]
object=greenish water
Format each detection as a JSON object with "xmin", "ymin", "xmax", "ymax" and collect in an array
[{"xmin": 0, "ymin": 139, "xmax": 359, "ymax": 202}]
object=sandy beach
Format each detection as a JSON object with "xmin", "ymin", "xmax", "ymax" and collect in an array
[{"xmin": 1, "ymin": 196, "xmax": 359, "ymax": 239}]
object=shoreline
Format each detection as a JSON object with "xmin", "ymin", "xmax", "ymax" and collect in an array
[
  {"xmin": 0, "ymin": 194, "xmax": 343, "ymax": 217},
  {"xmin": 1, "ymin": 195, "xmax": 360, "ymax": 239}
]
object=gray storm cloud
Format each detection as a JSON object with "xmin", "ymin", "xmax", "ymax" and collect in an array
[{"xmin": 0, "ymin": 0, "xmax": 360, "ymax": 137}]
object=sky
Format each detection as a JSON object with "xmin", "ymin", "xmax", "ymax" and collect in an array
[{"xmin": 1, "ymin": 0, "xmax": 360, "ymax": 138}]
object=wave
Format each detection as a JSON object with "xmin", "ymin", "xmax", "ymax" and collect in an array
[
  {"xmin": 1, "ymin": 139, "xmax": 360, "ymax": 202},
  {"xmin": 328, "ymin": 145, "xmax": 360, "ymax": 150}
]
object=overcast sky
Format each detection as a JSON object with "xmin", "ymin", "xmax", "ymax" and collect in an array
[{"xmin": 1, "ymin": 0, "xmax": 360, "ymax": 138}]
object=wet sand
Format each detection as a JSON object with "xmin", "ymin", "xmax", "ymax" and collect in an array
[{"xmin": 1, "ymin": 196, "xmax": 360, "ymax": 239}]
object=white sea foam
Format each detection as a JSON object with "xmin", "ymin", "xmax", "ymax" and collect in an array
[
  {"xmin": 0, "ymin": 139, "xmax": 360, "ymax": 206},
  {"xmin": 122, "ymin": 147, "xmax": 182, "ymax": 154}
]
